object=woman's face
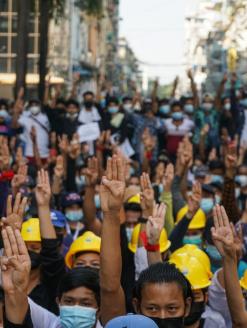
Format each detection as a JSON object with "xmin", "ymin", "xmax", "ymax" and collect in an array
[{"xmin": 134, "ymin": 282, "xmax": 191, "ymax": 319}]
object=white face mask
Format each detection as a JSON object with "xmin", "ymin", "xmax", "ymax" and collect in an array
[
  {"xmin": 30, "ymin": 106, "xmax": 41, "ymax": 115},
  {"xmin": 123, "ymin": 103, "xmax": 132, "ymax": 112}
]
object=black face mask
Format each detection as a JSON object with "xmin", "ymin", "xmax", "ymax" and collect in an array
[
  {"xmin": 84, "ymin": 101, "xmax": 93, "ymax": 109},
  {"xmin": 148, "ymin": 316, "xmax": 184, "ymax": 328},
  {"xmin": 28, "ymin": 250, "xmax": 41, "ymax": 270},
  {"xmin": 184, "ymin": 301, "xmax": 205, "ymax": 326}
]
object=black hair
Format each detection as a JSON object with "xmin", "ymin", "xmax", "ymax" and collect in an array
[
  {"xmin": 171, "ymin": 101, "xmax": 182, "ymax": 110},
  {"xmin": 57, "ymin": 268, "xmax": 100, "ymax": 306},
  {"xmin": 208, "ymin": 160, "xmax": 224, "ymax": 171},
  {"xmin": 122, "ymin": 96, "xmax": 132, "ymax": 102},
  {"xmin": 66, "ymin": 98, "xmax": 80, "ymax": 108},
  {"xmin": 158, "ymin": 98, "xmax": 169, "ymax": 105},
  {"xmin": 124, "ymin": 202, "xmax": 142, "ymax": 212},
  {"xmin": 0, "ymin": 99, "xmax": 8, "ymax": 110},
  {"xmin": 108, "ymin": 97, "xmax": 119, "ymax": 105},
  {"xmin": 83, "ymin": 91, "xmax": 94, "ymax": 98},
  {"xmin": 56, "ymin": 98, "xmax": 66, "ymax": 106},
  {"xmin": 133, "ymin": 262, "xmax": 192, "ymax": 301}
]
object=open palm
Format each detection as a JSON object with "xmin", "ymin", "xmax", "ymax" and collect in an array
[{"xmin": 35, "ymin": 169, "xmax": 51, "ymax": 206}]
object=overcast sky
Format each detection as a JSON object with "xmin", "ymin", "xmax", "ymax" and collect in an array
[{"xmin": 119, "ymin": 0, "xmax": 197, "ymax": 84}]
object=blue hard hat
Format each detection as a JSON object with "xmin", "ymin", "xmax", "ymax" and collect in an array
[
  {"xmin": 105, "ymin": 314, "xmax": 158, "ymax": 328},
  {"xmin": 51, "ymin": 210, "xmax": 66, "ymax": 228}
]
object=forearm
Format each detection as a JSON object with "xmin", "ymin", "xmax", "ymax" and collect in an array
[
  {"xmin": 51, "ymin": 176, "xmax": 63, "ymax": 195},
  {"xmin": 5, "ymin": 292, "xmax": 29, "ymax": 325},
  {"xmin": 160, "ymin": 192, "xmax": 174, "ymax": 236},
  {"xmin": 223, "ymin": 254, "xmax": 247, "ymax": 327},
  {"xmin": 222, "ymin": 176, "xmax": 240, "ymax": 224},
  {"xmin": 171, "ymin": 176, "xmax": 186, "ymax": 217},
  {"xmin": 32, "ymin": 142, "xmax": 42, "ymax": 169},
  {"xmin": 169, "ymin": 215, "xmax": 190, "ymax": 252},
  {"xmin": 83, "ymin": 186, "xmax": 101, "ymax": 236},
  {"xmin": 147, "ymin": 251, "xmax": 162, "ymax": 266},
  {"xmin": 199, "ymin": 134, "xmax": 206, "ymax": 162},
  {"xmin": 38, "ymin": 205, "xmax": 56, "ymax": 239}
]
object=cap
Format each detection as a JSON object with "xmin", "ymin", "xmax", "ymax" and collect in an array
[
  {"xmin": 202, "ymin": 184, "xmax": 215, "ymax": 195},
  {"xmin": 194, "ymin": 165, "xmax": 208, "ymax": 178},
  {"xmin": 105, "ymin": 314, "xmax": 158, "ymax": 328},
  {"xmin": 62, "ymin": 192, "xmax": 82, "ymax": 207},
  {"xmin": 51, "ymin": 210, "xmax": 66, "ymax": 228}
]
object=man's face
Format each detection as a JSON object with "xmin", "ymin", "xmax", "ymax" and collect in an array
[
  {"xmin": 135, "ymin": 282, "xmax": 191, "ymax": 319},
  {"xmin": 129, "ymin": 177, "xmax": 140, "ymax": 186},
  {"xmin": 59, "ymin": 286, "xmax": 98, "ymax": 309},
  {"xmin": 125, "ymin": 210, "xmax": 141, "ymax": 228},
  {"xmin": 26, "ymin": 241, "xmax": 41, "ymax": 254},
  {"xmin": 66, "ymin": 104, "xmax": 78, "ymax": 114},
  {"xmin": 73, "ymin": 252, "xmax": 100, "ymax": 270}
]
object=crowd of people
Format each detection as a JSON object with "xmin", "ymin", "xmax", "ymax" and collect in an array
[{"xmin": 0, "ymin": 70, "xmax": 247, "ymax": 327}]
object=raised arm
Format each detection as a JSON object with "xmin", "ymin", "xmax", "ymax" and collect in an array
[
  {"xmin": 211, "ymin": 205, "xmax": 247, "ymax": 328},
  {"xmin": 187, "ymin": 69, "xmax": 199, "ymax": 108},
  {"xmin": 83, "ymin": 157, "xmax": 102, "ymax": 236},
  {"xmin": 151, "ymin": 79, "xmax": 159, "ymax": 114},
  {"xmin": 215, "ymin": 73, "xmax": 228, "ymax": 111},
  {"xmin": 35, "ymin": 169, "xmax": 56, "ymax": 239},
  {"xmin": 100, "ymin": 156, "xmax": 126, "ymax": 325},
  {"xmin": 171, "ymin": 76, "xmax": 179, "ymax": 99}
]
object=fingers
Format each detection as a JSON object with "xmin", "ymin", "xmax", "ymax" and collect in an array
[
  {"xmin": 6, "ymin": 194, "xmax": 12, "ymax": 217},
  {"xmin": 6, "ymin": 226, "xmax": 18, "ymax": 255},
  {"xmin": 158, "ymin": 202, "xmax": 166, "ymax": 219},
  {"xmin": 106, "ymin": 157, "xmax": 112, "ymax": 180},
  {"xmin": 220, "ymin": 206, "xmax": 230, "ymax": 227},
  {"xmin": 18, "ymin": 196, "xmax": 27, "ymax": 218},
  {"xmin": 15, "ymin": 229, "xmax": 28, "ymax": 256},
  {"xmin": 2, "ymin": 228, "xmax": 12, "ymax": 257},
  {"xmin": 117, "ymin": 157, "xmax": 125, "ymax": 182},
  {"xmin": 213, "ymin": 206, "xmax": 220, "ymax": 229},
  {"xmin": 112, "ymin": 156, "xmax": 118, "ymax": 180},
  {"xmin": 216, "ymin": 204, "xmax": 224, "ymax": 227}
]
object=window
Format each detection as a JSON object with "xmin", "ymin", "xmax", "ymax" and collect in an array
[
  {"xmin": 0, "ymin": 57, "xmax": 7, "ymax": 72},
  {"xmin": 0, "ymin": 36, "xmax": 7, "ymax": 53},
  {"xmin": 0, "ymin": 0, "xmax": 8, "ymax": 12},
  {"xmin": 0, "ymin": 16, "xmax": 8, "ymax": 32}
]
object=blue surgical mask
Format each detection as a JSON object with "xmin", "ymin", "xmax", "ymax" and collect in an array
[
  {"xmin": 158, "ymin": 184, "xmax": 164, "ymax": 194},
  {"xmin": 224, "ymin": 103, "xmax": 231, "ymax": 111},
  {"xmin": 240, "ymin": 98, "xmax": 247, "ymax": 108},
  {"xmin": 0, "ymin": 109, "xmax": 9, "ymax": 119},
  {"xmin": 183, "ymin": 234, "xmax": 202, "ymax": 246},
  {"xmin": 206, "ymin": 244, "xmax": 222, "ymax": 262},
  {"xmin": 159, "ymin": 105, "xmax": 170, "ymax": 115},
  {"xmin": 235, "ymin": 175, "xmax": 247, "ymax": 187},
  {"xmin": 172, "ymin": 112, "xmax": 183, "ymax": 121},
  {"xmin": 184, "ymin": 104, "xmax": 194, "ymax": 114},
  {"xmin": 60, "ymin": 305, "xmax": 97, "ymax": 328},
  {"xmin": 211, "ymin": 174, "xmax": 224, "ymax": 184},
  {"xmin": 202, "ymin": 103, "xmax": 213, "ymax": 111},
  {"xmin": 200, "ymin": 198, "xmax": 214, "ymax": 214},
  {"xmin": 108, "ymin": 106, "xmax": 119, "ymax": 114},
  {"xmin": 94, "ymin": 194, "xmax": 101, "ymax": 209},
  {"xmin": 66, "ymin": 210, "xmax": 83, "ymax": 222}
]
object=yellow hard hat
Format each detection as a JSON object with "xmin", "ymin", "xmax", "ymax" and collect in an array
[
  {"xmin": 65, "ymin": 231, "xmax": 101, "ymax": 269},
  {"xmin": 170, "ymin": 244, "xmax": 212, "ymax": 278},
  {"xmin": 128, "ymin": 223, "xmax": 171, "ymax": 254},
  {"xmin": 21, "ymin": 218, "xmax": 41, "ymax": 242},
  {"xmin": 128, "ymin": 194, "xmax": 141, "ymax": 204},
  {"xmin": 170, "ymin": 254, "xmax": 211, "ymax": 289},
  {"xmin": 240, "ymin": 270, "xmax": 247, "ymax": 290},
  {"xmin": 176, "ymin": 205, "xmax": 206, "ymax": 229}
]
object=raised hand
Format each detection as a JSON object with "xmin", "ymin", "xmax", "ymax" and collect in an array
[
  {"xmin": 15, "ymin": 146, "xmax": 26, "ymax": 167},
  {"xmin": 58, "ymin": 134, "xmax": 69, "ymax": 154},
  {"xmin": 140, "ymin": 172, "xmax": 154, "ymax": 216},
  {"xmin": 100, "ymin": 156, "xmax": 126, "ymax": 213},
  {"xmin": 84, "ymin": 157, "xmax": 99, "ymax": 186},
  {"xmin": 1, "ymin": 226, "xmax": 30, "ymax": 295},
  {"xmin": 68, "ymin": 133, "xmax": 81, "ymax": 159},
  {"xmin": 30, "ymin": 126, "xmax": 37, "ymax": 144},
  {"xmin": 1, "ymin": 193, "xmax": 27, "ymax": 230},
  {"xmin": 54, "ymin": 155, "xmax": 64, "ymax": 179},
  {"xmin": 146, "ymin": 203, "xmax": 166, "ymax": 245},
  {"xmin": 35, "ymin": 169, "xmax": 51, "ymax": 207},
  {"xmin": 11, "ymin": 164, "xmax": 28, "ymax": 190},
  {"xmin": 211, "ymin": 205, "xmax": 235, "ymax": 257},
  {"xmin": 162, "ymin": 163, "xmax": 174, "ymax": 192},
  {"xmin": 187, "ymin": 181, "xmax": 202, "ymax": 218},
  {"xmin": 0, "ymin": 137, "xmax": 10, "ymax": 171},
  {"xmin": 187, "ymin": 69, "xmax": 193, "ymax": 80},
  {"xmin": 225, "ymin": 141, "xmax": 237, "ymax": 178}
]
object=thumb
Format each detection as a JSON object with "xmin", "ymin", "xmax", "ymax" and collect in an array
[{"xmin": 102, "ymin": 177, "xmax": 111, "ymax": 188}]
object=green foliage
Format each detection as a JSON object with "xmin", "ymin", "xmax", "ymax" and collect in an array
[{"xmin": 75, "ymin": 0, "xmax": 103, "ymax": 16}]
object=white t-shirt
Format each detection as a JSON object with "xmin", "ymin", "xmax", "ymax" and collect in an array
[
  {"xmin": 78, "ymin": 106, "xmax": 101, "ymax": 124},
  {"xmin": 18, "ymin": 112, "xmax": 50, "ymax": 158},
  {"xmin": 163, "ymin": 118, "xmax": 194, "ymax": 136},
  {"xmin": 28, "ymin": 298, "xmax": 103, "ymax": 328}
]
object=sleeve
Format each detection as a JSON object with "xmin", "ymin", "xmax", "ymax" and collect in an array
[
  {"xmin": 222, "ymin": 177, "xmax": 240, "ymax": 224},
  {"xmin": 160, "ymin": 191, "xmax": 174, "ymax": 236},
  {"xmin": 4, "ymin": 306, "xmax": 33, "ymax": 328},
  {"xmin": 40, "ymin": 238, "xmax": 66, "ymax": 291},
  {"xmin": 65, "ymin": 157, "xmax": 76, "ymax": 192},
  {"xmin": 28, "ymin": 298, "xmax": 60, "ymax": 328},
  {"xmin": 169, "ymin": 215, "xmax": 190, "ymax": 252},
  {"xmin": 171, "ymin": 175, "xmax": 186, "ymax": 218},
  {"xmin": 0, "ymin": 180, "xmax": 9, "ymax": 218}
]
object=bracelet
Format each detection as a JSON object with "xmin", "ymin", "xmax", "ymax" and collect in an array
[
  {"xmin": 140, "ymin": 231, "xmax": 160, "ymax": 252},
  {"xmin": 145, "ymin": 151, "xmax": 152, "ymax": 160},
  {"xmin": 96, "ymin": 144, "xmax": 105, "ymax": 152}
]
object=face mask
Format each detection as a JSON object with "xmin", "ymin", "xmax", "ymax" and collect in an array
[
  {"xmin": 94, "ymin": 194, "xmax": 101, "ymax": 209},
  {"xmin": 240, "ymin": 98, "xmax": 247, "ymax": 108},
  {"xmin": 235, "ymin": 175, "xmax": 247, "ymax": 187},
  {"xmin": 215, "ymin": 195, "xmax": 221, "ymax": 204},
  {"xmin": 66, "ymin": 210, "xmax": 83, "ymax": 222},
  {"xmin": 149, "ymin": 316, "xmax": 184, "ymax": 328},
  {"xmin": 123, "ymin": 103, "xmax": 132, "ymax": 112},
  {"xmin": 184, "ymin": 104, "xmax": 194, "ymax": 114},
  {"xmin": 200, "ymin": 198, "xmax": 214, "ymax": 214},
  {"xmin": 211, "ymin": 174, "xmax": 223, "ymax": 184},
  {"xmin": 235, "ymin": 188, "xmax": 241, "ymax": 199},
  {"xmin": 76, "ymin": 176, "xmax": 86, "ymax": 190},
  {"xmin": 224, "ymin": 103, "xmax": 231, "ymax": 111},
  {"xmin": 84, "ymin": 101, "xmax": 93, "ymax": 109},
  {"xmin": 0, "ymin": 109, "xmax": 9, "ymax": 119},
  {"xmin": 158, "ymin": 184, "xmax": 164, "ymax": 194},
  {"xmin": 30, "ymin": 106, "xmax": 41, "ymax": 115},
  {"xmin": 172, "ymin": 112, "xmax": 183, "ymax": 121},
  {"xmin": 108, "ymin": 106, "xmax": 119, "ymax": 114},
  {"xmin": 206, "ymin": 244, "xmax": 222, "ymax": 262},
  {"xmin": 66, "ymin": 113, "xmax": 78, "ymax": 120},
  {"xmin": 184, "ymin": 301, "xmax": 205, "ymax": 326},
  {"xmin": 202, "ymin": 103, "xmax": 213, "ymax": 111},
  {"xmin": 183, "ymin": 234, "xmax": 202, "ymax": 246},
  {"xmin": 159, "ymin": 105, "xmax": 170, "ymax": 115},
  {"xmin": 28, "ymin": 250, "xmax": 41, "ymax": 270},
  {"xmin": 60, "ymin": 305, "xmax": 96, "ymax": 328},
  {"xmin": 134, "ymin": 103, "xmax": 141, "ymax": 111},
  {"xmin": 125, "ymin": 227, "xmax": 134, "ymax": 243}
]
